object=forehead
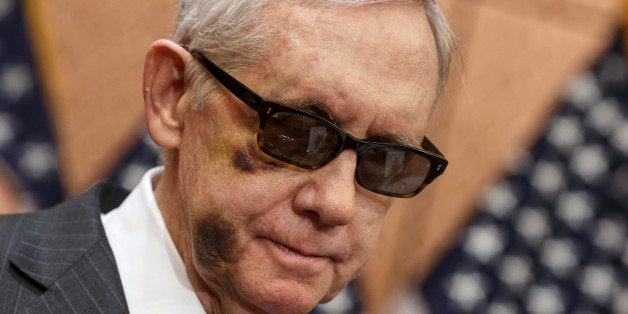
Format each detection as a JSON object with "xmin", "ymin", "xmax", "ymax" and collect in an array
[{"xmin": 249, "ymin": 2, "xmax": 439, "ymax": 146}]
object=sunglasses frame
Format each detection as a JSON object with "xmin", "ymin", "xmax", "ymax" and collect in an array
[{"xmin": 190, "ymin": 50, "xmax": 448, "ymax": 197}]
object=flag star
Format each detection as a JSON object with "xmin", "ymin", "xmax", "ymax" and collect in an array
[
  {"xmin": 570, "ymin": 145, "xmax": 609, "ymax": 183},
  {"xmin": 516, "ymin": 207, "xmax": 549, "ymax": 246},
  {"xmin": 592, "ymin": 218, "xmax": 626, "ymax": 255},
  {"xmin": 464, "ymin": 225, "xmax": 505, "ymax": 264},
  {"xmin": 547, "ymin": 116, "xmax": 584, "ymax": 153},
  {"xmin": 482, "ymin": 181, "xmax": 518, "ymax": 218},
  {"xmin": 564, "ymin": 72, "xmax": 601, "ymax": 110},
  {"xmin": 447, "ymin": 271, "xmax": 487, "ymax": 311},
  {"xmin": 556, "ymin": 190, "xmax": 596, "ymax": 231},
  {"xmin": 526, "ymin": 285, "xmax": 565, "ymax": 314},
  {"xmin": 540, "ymin": 239, "xmax": 579, "ymax": 277},
  {"xmin": 0, "ymin": 63, "xmax": 34, "ymax": 103},
  {"xmin": 0, "ymin": 0, "xmax": 14, "ymax": 20},
  {"xmin": 531, "ymin": 161, "xmax": 565, "ymax": 197},
  {"xmin": 580, "ymin": 265, "xmax": 614, "ymax": 304},
  {"xmin": 499, "ymin": 255, "xmax": 532, "ymax": 292},
  {"xmin": 585, "ymin": 98, "xmax": 623, "ymax": 137},
  {"xmin": 18, "ymin": 142, "xmax": 56, "ymax": 180}
]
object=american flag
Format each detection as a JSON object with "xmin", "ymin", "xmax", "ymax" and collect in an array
[
  {"xmin": 2, "ymin": 0, "xmax": 626, "ymax": 313},
  {"xmin": 0, "ymin": 0, "xmax": 159, "ymax": 212},
  {"xmin": 421, "ymin": 31, "xmax": 628, "ymax": 314}
]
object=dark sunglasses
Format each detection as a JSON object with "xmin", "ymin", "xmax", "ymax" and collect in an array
[{"xmin": 191, "ymin": 50, "xmax": 448, "ymax": 197}]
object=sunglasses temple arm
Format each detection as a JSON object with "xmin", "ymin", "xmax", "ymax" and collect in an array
[
  {"xmin": 191, "ymin": 51, "xmax": 263, "ymax": 111},
  {"xmin": 421, "ymin": 137, "xmax": 448, "ymax": 183}
]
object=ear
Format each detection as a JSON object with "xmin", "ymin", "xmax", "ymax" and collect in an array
[{"xmin": 143, "ymin": 39, "xmax": 192, "ymax": 149}]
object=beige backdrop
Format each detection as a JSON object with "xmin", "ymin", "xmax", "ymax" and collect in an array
[
  {"xmin": 23, "ymin": 0, "xmax": 621, "ymax": 311},
  {"xmin": 363, "ymin": 0, "xmax": 620, "ymax": 311}
]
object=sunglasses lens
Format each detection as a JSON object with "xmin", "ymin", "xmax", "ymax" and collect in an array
[
  {"xmin": 260, "ymin": 112, "xmax": 341, "ymax": 168},
  {"xmin": 356, "ymin": 147, "xmax": 431, "ymax": 196},
  {"xmin": 258, "ymin": 109, "xmax": 436, "ymax": 197}
]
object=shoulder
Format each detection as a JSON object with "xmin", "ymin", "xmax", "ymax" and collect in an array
[
  {"xmin": 0, "ymin": 183, "xmax": 130, "ymax": 312},
  {"xmin": 0, "ymin": 183, "xmax": 129, "ymax": 259}
]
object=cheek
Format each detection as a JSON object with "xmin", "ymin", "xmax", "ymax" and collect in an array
[
  {"xmin": 192, "ymin": 213, "xmax": 244, "ymax": 270},
  {"xmin": 177, "ymin": 122, "xmax": 250, "ymax": 209},
  {"xmin": 322, "ymin": 210, "xmax": 387, "ymax": 301},
  {"xmin": 356, "ymin": 204, "xmax": 389, "ymax": 261}
]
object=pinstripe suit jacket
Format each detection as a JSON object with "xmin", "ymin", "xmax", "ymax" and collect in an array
[{"xmin": 0, "ymin": 184, "xmax": 130, "ymax": 313}]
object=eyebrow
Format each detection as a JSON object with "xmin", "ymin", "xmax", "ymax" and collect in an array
[
  {"xmin": 370, "ymin": 129, "xmax": 424, "ymax": 149},
  {"xmin": 285, "ymin": 97, "xmax": 423, "ymax": 149},
  {"xmin": 295, "ymin": 98, "xmax": 338, "ymax": 122}
]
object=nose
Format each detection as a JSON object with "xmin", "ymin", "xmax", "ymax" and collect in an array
[{"xmin": 292, "ymin": 151, "xmax": 357, "ymax": 227}]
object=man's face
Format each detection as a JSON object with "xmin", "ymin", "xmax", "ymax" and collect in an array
[{"xmin": 174, "ymin": 2, "xmax": 438, "ymax": 313}]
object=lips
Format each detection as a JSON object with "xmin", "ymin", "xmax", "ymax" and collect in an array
[
  {"xmin": 258, "ymin": 236, "xmax": 332, "ymax": 275},
  {"xmin": 267, "ymin": 238, "xmax": 326, "ymax": 259},
  {"xmin": 254, "ymin": 224, "xmax": 352, "ymax": 264}
]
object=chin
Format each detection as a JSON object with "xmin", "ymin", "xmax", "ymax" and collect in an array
[{"xmin": 235, "ymin": 280, "xmax": 327, "ymax": 314}]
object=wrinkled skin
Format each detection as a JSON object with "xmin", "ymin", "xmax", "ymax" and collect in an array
[{"xmin": 145, "ymin": 2, "xmax": 439, "ymax": 313}]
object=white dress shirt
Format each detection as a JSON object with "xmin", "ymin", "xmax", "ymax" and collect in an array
[{"xmin": 101, "ymin": 167, "xmax": 205, "ymax": 313}]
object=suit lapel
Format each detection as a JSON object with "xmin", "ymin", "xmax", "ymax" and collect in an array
[{"xmin": 8, "ymin": 184, "xmax": 130, "ymax": 313}]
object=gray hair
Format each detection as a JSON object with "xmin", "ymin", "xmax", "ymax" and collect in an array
[{"xmin": 173, "ymin": 0, "xmax": 453, "ymax": 107}]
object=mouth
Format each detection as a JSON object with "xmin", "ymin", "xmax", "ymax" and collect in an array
[
  {"xmin": 267, "ymin": 238, "xmax": 326, "ymax": 259},
  {"xmin": 259, "ymin": 237, "xmax": 330, "ymax": 274}
]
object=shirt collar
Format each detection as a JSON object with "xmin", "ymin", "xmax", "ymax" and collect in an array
[{"xmin": 101, "ymin": 166, "xmax": 205, "ymax": 313}]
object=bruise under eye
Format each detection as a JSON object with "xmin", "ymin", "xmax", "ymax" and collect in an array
[
  {"xmin": 231, "ymin": 143, "xmax": 281, "ymax": 173},
  {"xmin": 233, "ymin": 148, "xmax": 255, "ymax": 173}
]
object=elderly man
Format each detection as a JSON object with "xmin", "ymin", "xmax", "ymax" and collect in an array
[{"xmin": 0, "ymin": 0, "xmax": 452, "ymax": 312}]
